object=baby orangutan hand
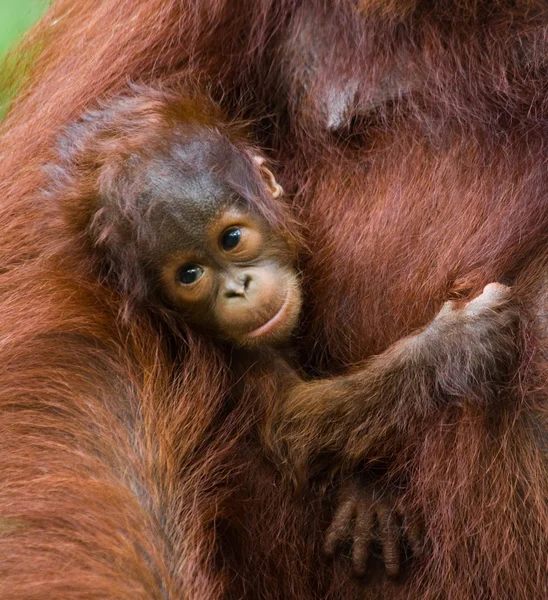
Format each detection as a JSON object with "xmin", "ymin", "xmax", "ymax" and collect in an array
[{"xmin": 324, "ymin": 476, "xmax": 423, "ymax": 578}]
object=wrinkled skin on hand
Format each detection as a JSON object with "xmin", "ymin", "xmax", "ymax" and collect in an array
[{"xmin": 325, "ymin": 477, "xmax": 423, "ymax": 578}]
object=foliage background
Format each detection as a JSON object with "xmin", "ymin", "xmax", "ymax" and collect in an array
[
  {"xmin": 0, "ymin": 1, "xmax": 47, "ymax": 57},
  {"xmin": 0, "ymin": 1, "xmax": 48, "ymax": 116}
]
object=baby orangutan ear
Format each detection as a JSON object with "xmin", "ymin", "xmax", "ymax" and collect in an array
[{"xmin": 253, "ymin": 155, "xmax": 284, "ymax": 199}]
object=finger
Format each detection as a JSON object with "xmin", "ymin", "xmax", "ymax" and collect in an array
[
  {"xmin": 435, "ymin": 299, "xmax": 457, "ymax": 319},
  {"xmin": 324, "ymin": 495, "xmax": 356, "ymax": 556},
  {"xmin": 482, "ymin": 282, "xmax": 511, "ymax": 299},
  {"xmin": 404, "ymin": 513, "xmax": 424, "ymax": 556},
  {"xmin": 351, "ymin": 501, "xmax": 376, "ymax": 577},
  {"xmin": 465, "ymin": 282, "xmax": 511, "ymax": 314},
  {"xmin": 377, "ymin": 504, "xmax": 401, "ymax": 578}
]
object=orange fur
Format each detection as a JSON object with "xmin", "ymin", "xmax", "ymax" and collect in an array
[{"xmin": 0, "ymin": 1, "xmax": 546, "ymax": 599}]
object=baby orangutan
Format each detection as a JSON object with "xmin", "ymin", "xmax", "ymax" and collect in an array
[{"xmin": 56, "ymin": 86, "xmax": 519, "ymax": 578}]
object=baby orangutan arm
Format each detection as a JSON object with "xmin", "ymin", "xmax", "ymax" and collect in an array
[
  {"xmin": 250, "ymin": 283, "xmax": 516, "ymax": 577},
  {"xmin": 262, "ymin": 283, "xmax": 518, "ymax": 477}
]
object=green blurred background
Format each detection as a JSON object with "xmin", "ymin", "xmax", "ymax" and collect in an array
[
  {"xmin": 0, "ymin": 1, "xmax": 48, "ymax": 56},
  {"xmin": 0, "ymin": 1, "xmax": 49, "ymax": 115}
]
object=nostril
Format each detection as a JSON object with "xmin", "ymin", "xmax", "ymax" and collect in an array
[
  {"xmin": 224, "ymin": 278, "xmax": 247, "ymax": 298},
  {"xmin": 224, "ymin": 274, "xmax": 251, "ymax": 298}
]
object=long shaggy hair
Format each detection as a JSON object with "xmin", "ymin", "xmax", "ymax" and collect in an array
[{"xmin": 0, "ymin": 1, "xmax": 546, "ymax": 599}]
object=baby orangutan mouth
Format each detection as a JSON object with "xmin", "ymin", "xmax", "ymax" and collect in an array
[
  {"xmin": 247, "ymin": 289, "xmax": 292, "ymax": 339},
  {"xmin": 245, "ymin": 283, "xmax": 301, "ymax": 343}
]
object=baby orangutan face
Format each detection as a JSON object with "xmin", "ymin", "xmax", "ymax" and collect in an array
[{"xmin": 159, "ymin": 205, "xmax": 302, "ymax": 347}]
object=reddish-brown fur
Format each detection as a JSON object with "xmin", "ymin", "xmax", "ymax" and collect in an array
[{"xmin": 0, "ymin": 1, "xmax": 546, "ymax": 599}]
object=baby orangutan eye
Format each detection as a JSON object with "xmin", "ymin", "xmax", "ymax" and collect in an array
[
  {"xmin": 220, "ymin": 227, "xmax": 241, "ymax": 251},
  {"xmin": 177, "ymin": 264, "xmax": 204, "ymax": 285}
]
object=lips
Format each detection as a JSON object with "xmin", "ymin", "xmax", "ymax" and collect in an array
[{"xmin": 246, "ymin": 290, "xmax": 291, "ymax": 339}]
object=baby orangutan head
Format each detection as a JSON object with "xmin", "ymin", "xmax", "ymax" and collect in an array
[{"xmin": 63, "ymin": 89, "xmax": 302, "ymax": 346}]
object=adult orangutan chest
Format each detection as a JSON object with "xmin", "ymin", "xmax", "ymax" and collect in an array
[{"xmin": 291, "ymin": 128, "xmax": 546, "ymax": 366}]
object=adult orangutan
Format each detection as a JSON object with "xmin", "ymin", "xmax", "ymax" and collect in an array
[{"xmin": 0, "ymin": 2, "xmax": 546, "ymax": 600}]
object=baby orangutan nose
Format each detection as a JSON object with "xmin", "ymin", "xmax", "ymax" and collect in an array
[
  {"xmin": 223, "ymin": 272, "xmax": 253, "ymax": 298},
  {"xmin": 216, "ymin": 266, "xmax": 293, "ymax": 344}
]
